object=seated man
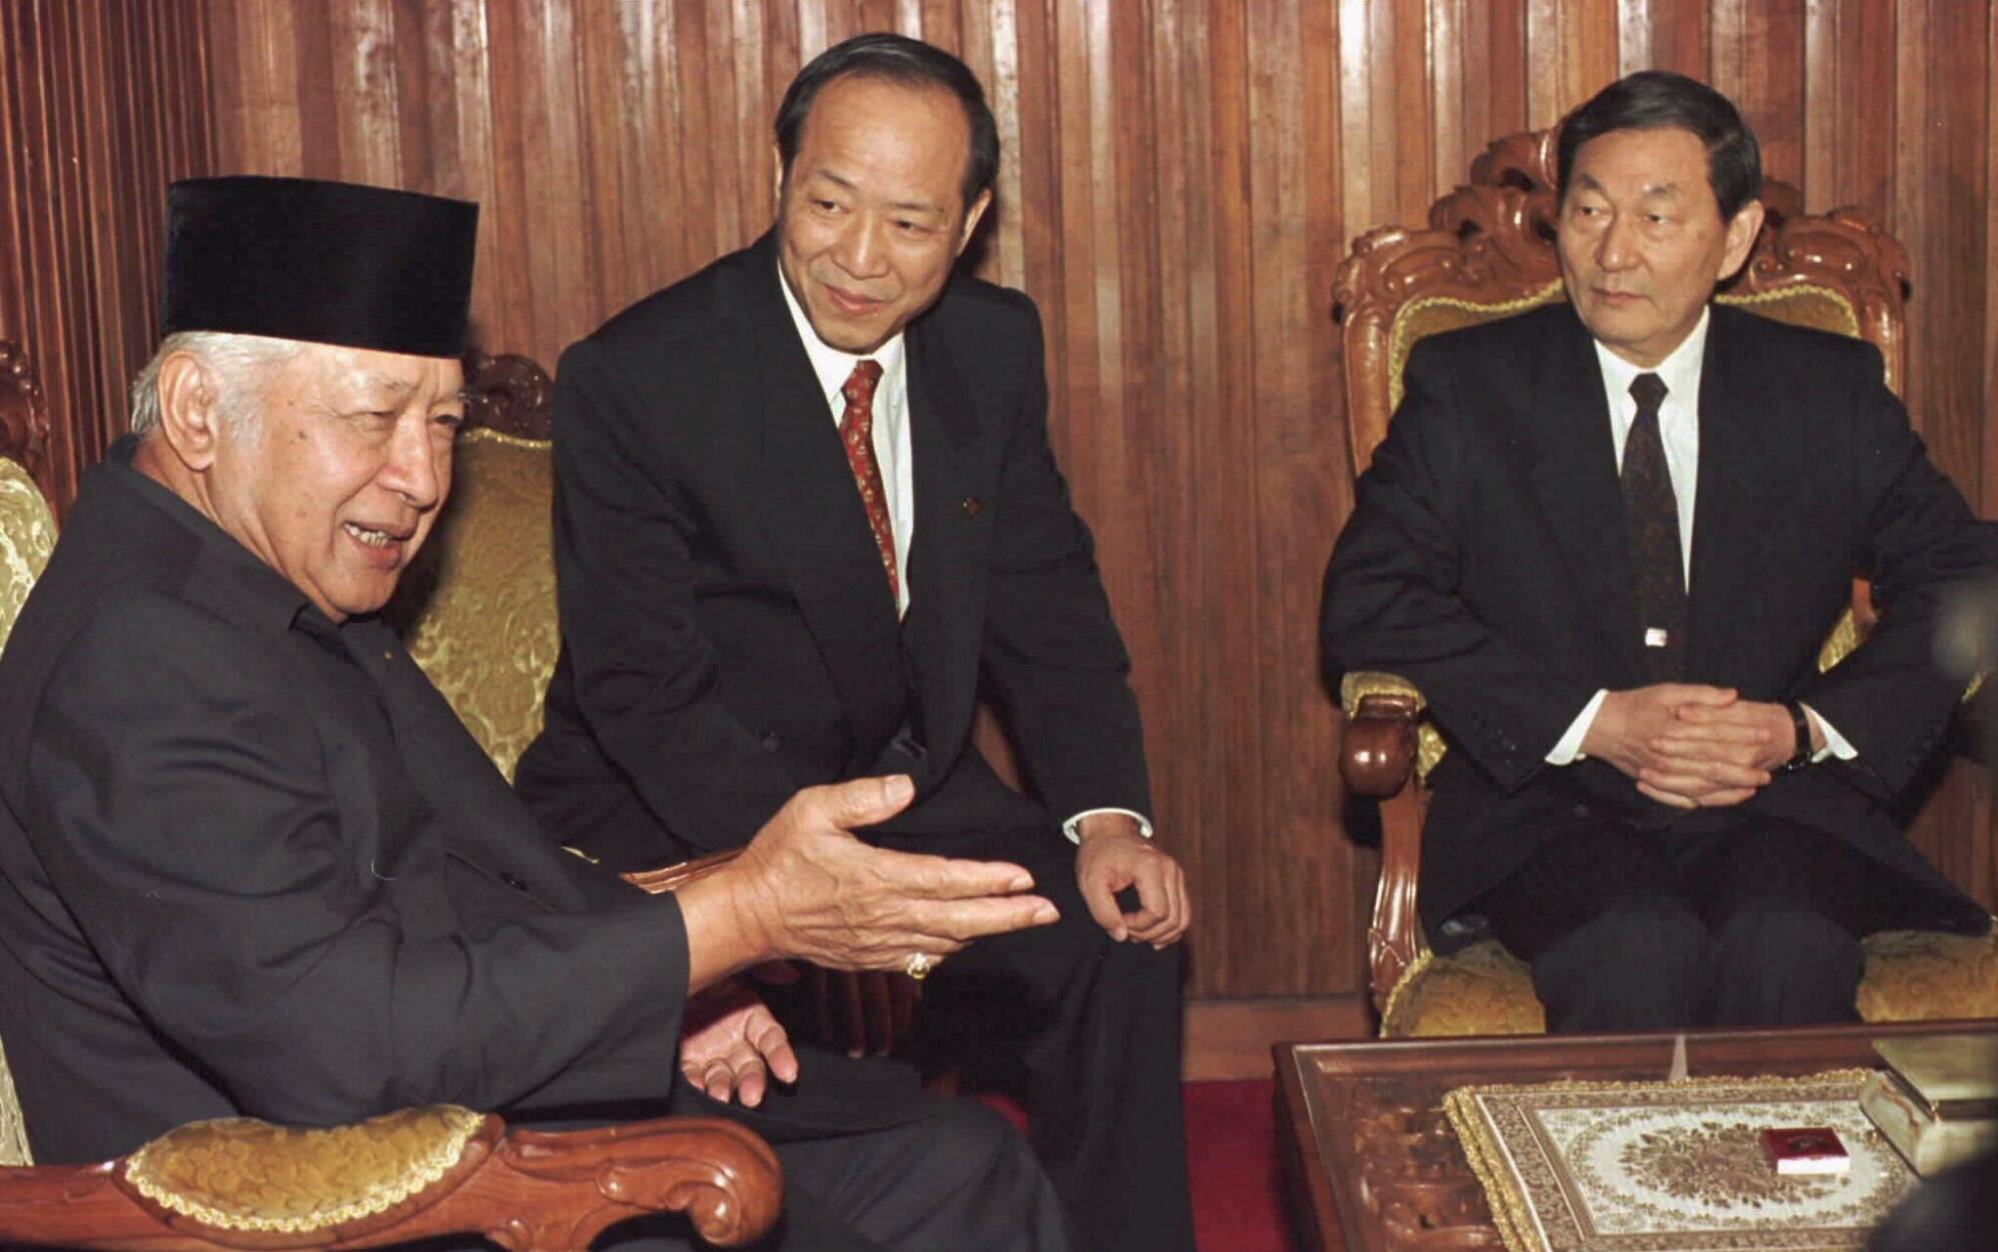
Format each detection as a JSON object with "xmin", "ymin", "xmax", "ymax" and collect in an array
[
  {"xmin": 1320, "ymin": 70, "xmax": 1994, "ymax": 1032},
  {"xmin": 0, "ymin": 175, "xmax": 1070, "ymax": 1252},
  {"xmin": 513, "ymin": 34, "xmax": 1191, "ymax": 1250}
]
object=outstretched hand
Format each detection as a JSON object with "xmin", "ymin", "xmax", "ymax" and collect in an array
[{"xmin": 681, "ymin": 775, "xmax": 1060, "ymax": 989}]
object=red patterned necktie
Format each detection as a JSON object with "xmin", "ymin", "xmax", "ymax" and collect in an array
[{"xmin": 839, "ymin": 359, "xmax": 897, "ymax": 605}]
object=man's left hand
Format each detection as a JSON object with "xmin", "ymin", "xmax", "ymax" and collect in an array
[
  {"xmin": 1074, "ymin": 814, "xmax": 1190, "ymax": 947},
  {"xmin": 679, "ymin": 980, "xmax": 798, "ymax": 1107}
]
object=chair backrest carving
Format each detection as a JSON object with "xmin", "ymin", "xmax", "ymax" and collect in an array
[
  {"xmin": 0, "ymin": 340, "xmax": 53, "ymax": 491},
  {"xmin": 1334, "ymin": 128, "xmax": 1911, "ymax": 478}
]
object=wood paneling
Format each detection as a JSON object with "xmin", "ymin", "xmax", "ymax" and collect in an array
[
  {"xmin": 0, "ymin": 0, "xmax": 214, "ymax": 511},
  {"xmin": 0, "ymin": 0, "xmax": 1975, "ymax": 1001}
]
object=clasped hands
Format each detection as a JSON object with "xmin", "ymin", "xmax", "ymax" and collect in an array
[{"xmin": 1581, "ymin": 683, "xmax": 1821, "ymax": 809}]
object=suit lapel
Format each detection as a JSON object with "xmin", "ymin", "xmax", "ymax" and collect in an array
[
  {"xmin": 1526, "ymin": 306, "xmax": 1648, "ymax": 685},
  {"xmin": 1684, "ymin": 307, "xmax": 1778, "ymax": 682},
  {"xmin": 745, "ymin": 243, "xmax": 908, "ymax": 746},
  {"xmin": 900, "ymin": 315, "xmax": 988, "ymax": 769}
]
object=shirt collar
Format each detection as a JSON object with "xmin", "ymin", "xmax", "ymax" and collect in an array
[
  {"xmin": 1590, "ymin": 305, "xmax": 1709, "ymax": 409},
  {"xmin": 100, "ymin": 436, "xmax": 339, "ymax": 637},
  {"xmin": 777, "ymin": 258, "xmax": 907, "ymax": 406}
]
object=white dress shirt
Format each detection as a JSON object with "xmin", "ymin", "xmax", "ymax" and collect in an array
[
  {"xmin": 1546, "ymin": 309, "xmax": 1855, "ymax": 766},
  {"xmin": 778, "ymin": 265, "xmax": 1153, "ymax": 843}
]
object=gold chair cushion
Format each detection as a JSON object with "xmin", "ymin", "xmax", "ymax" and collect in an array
[
  {"xmin": 1383, "ymin": 925, "xmax": 1998, "ymax": 1037},
  {"xmin": 123, "ymin": 1105, "xmax": 486, "ymax": 1233},
  {"xmin": 0, "ymin": 456, "xmax": 56, "ymax": 658},
  {"xmin": 392, "ymin": 429, "xmax": 560, "ymax": 780},
  {"xmin": 1855, "ymin": 923, "xmax": 1998, "ymax": 1021}
]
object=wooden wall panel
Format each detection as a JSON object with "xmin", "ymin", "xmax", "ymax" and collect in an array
[
  {"xmin": 166, "ymin": 0, "xmax": 1998, "ymax": 1000},
  {"xmin": 0, "ymin": 0, "xmax": 215, "ymax": 513}
]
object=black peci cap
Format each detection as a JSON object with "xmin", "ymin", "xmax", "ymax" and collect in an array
[{"xmin": 162, "ymin": 176, "xmax": 478, "ymax": 357}]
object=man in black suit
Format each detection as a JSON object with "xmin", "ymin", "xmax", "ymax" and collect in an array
[
  {"xmin": 515, "ymin": 34, "xmax": 1192, "ymax": 1250},
  {"xmin": 0, "ymin": 175, "xmax": 1073, "ymax": 1251},
  {"xmin": 1320, "ymin": 71, "xmax": 1993, "ymax": 1031}
]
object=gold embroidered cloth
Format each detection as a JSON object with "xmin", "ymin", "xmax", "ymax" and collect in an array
[{"xmin": 1443, "ymin": 1069, "xmax": 1914, "ymax": 1251}]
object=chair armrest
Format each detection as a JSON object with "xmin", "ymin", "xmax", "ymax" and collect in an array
[
  {"xmin": 1339, "ymin": 672, "xmax": 1424, "ymax": 797},
  {"xmin": 621, "ymin": 849, "xmax": 742, "ymax": 895},
  {"xmin": 1338, "ymin": 672, "xmax": 1432, "ymax": 1014},
  {"xmin": 0, "ymin": 1109, "xmax": 781, "ymax": 1249}
]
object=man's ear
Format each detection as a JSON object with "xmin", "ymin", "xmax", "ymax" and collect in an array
[
  {"xmin": 153, "ymin": 351, "xmax": 224, "ymax": 471},
  {"xmin": 772, "ymin": 144, "xmax": 787, "ymax": 209},
  {"xmin": 1718, "ymin": 198, "xmax": 1766, "ymax": 283},
  {"xmin": 956, "ymin": 188, "xmax": 993, "ymax": 256}
]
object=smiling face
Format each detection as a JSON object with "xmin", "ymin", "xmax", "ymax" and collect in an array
[
  {"xmin": 197, "ymin": 343, "xmax": 465, "ymax": 621},
  {"xmin": 1556, "ymin": 125, "xmax": 1764, "ymax": 367},
  {"xmin": 775, "ymin": 74, "xmax": 992, "ymax": 354}
]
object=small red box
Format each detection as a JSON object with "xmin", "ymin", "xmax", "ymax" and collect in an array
[{"xmin": 1760, "ymin": 1126, "xmax": 1850, "ymax": 1176}]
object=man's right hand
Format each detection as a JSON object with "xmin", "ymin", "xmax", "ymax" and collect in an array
[
  {"xmin": 1581, "ymin": 684, "xmax": 1770, "ymax": 809},
  {"xmin": 677, "ymin": 776, "xmax": 1059, "ymax": 991}
]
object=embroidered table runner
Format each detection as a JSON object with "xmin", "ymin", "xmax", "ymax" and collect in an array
[{"xmin": 1443, "ymin": 1069, "xmax": 1914, "ymax": 1251}]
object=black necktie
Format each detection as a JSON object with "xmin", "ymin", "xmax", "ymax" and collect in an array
[{"xmin": 1622, "ymin": 371, "xmax": 1684, "ymax": 681}]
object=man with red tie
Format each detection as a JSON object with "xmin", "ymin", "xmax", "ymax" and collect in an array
[{"xmin": 516, "ymin": 33, "xmax": 1194, "ymax": 1251}]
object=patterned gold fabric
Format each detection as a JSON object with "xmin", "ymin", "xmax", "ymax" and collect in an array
[
  {"xmin": 0, "ymin": 456, "xmax": 56, "ymax": 660},
  {"xmin": 1383, "ymin": 926, "xmax": 1998, "ymax": 1037},
  {"xmin": 124, "ymin": 1105, "xmax": 486, "ymax": 1232},
  {"xmin": 390, "ymin": 429, "xmax": 560, "ymax": 780},
  {"xmin": 0, "ymin": 457, "xmax": 52, "ymax": 1167}
]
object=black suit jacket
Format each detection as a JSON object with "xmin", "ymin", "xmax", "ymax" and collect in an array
[
  {"xmin": 0, "ymin": 450, "xmax": 963, "ymax": 1175},
  {"xmin": 1321, "ymin": 302, "xmax": 1994, "ymax": 945},
  {"xmin": 517, "ymin": 235, "xmax": 1149, "ymax": 866},
  {"xmin": 0, "ymin": 450, "xmax": 698, "ymax": 1162}
]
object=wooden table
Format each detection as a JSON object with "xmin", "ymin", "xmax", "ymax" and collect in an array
[{"xmin": 1275, "ymin": 1020, "xmax": 1991, "ymax": 1252}]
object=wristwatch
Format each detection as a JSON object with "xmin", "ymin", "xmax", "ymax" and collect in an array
[{"xmin": 1778, "ymin": 701, "xmax": 1814, "ymax": 773}]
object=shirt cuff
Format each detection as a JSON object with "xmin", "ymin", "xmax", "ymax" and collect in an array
[
  {"xmin": 1546, "ymin": 689, "xmax": 1608, "ymax": 765},
  {"xmin": 1798, "ymin": 702, "xmax": 1857, "ymax": 762},
  {"xmin": 1061, "ymin": 807, "xmax": 1155, "ymax": 845}
]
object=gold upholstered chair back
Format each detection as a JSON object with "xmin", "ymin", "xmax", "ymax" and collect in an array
[
  {"xmin": 1334, "ymin": 130, "xmax": 1996, "ymax": 1037},
  {"xmin": 0, "ymin": 339, "xmax": 55, "ymax": 1167},
  {"xmin": 388, "ymin": 353, "xmax": 560, "ymax": 781}
]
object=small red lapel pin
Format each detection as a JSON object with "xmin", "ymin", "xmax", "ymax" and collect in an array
[{"xmin": 962, "ymin": 497, "xmax": 982, "ymax": 517}]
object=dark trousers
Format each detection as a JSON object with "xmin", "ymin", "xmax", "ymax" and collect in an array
[
  {"xmin": 1471, "ymin": 810, "xmax": 1930, "ymax": 1032},
  {"xmin": 868, "ymin": 823, "xmax": 1195, "ymax": 1252},
  {"xmin": 522, "ymin": 1069, "xmax": 1067, "ymax": 1251}
]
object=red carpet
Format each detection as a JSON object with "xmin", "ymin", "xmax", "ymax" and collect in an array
[
  {"xmin": 1184, "ymin": 1079, "xmax": 1291, "ymax": 1251},
  {"xmin": 983, "ymin": 1079, "xmax": 1293, "ymax": 1250}
]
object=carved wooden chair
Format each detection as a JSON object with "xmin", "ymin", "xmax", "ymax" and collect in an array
[
  {"xmin": 1334, "ymin": 130, "xmax": 1998, "ymax": 1038},
  {"xmin": 0, "ymin": 339, "xmax": 781, "ymax": 1249},
  {"xmin": 394, "ymin": 353, "xmax": 909, "ymax": 1055}
]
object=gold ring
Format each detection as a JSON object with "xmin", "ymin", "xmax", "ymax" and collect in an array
[{"xmin": 904, "ymin": 952, "xmax": 936, "ymax": 981}]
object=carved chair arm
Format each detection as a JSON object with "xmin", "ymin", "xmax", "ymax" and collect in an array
[
  {"xmin": 1338, "ymin": 672, "xmax": 1423, "ymax": 798},
  {"xmin": 0, "ymin": 1107, "xmax": 781, "ymax": 1250}
]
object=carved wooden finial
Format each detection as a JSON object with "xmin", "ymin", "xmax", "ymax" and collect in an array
[{"xmin": 0, "ymin": 340, "xmax": 52, "ymax": 483}]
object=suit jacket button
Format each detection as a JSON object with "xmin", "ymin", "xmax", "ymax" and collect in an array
[
  {"xmin": 1571, "ymin": 803, "xmax": 1591, "ymax": 819},
  {"xmin": 760, "ymin": 732, "xmax": 781, "ymax": 753},
  {"xmin": 500, "ymin": 871, "xmax": 529, "ymax": 892}
]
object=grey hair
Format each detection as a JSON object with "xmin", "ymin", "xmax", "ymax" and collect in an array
[{"xmin": 129, "ymin": 331, "xmax": 302, "ymax": 438}]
